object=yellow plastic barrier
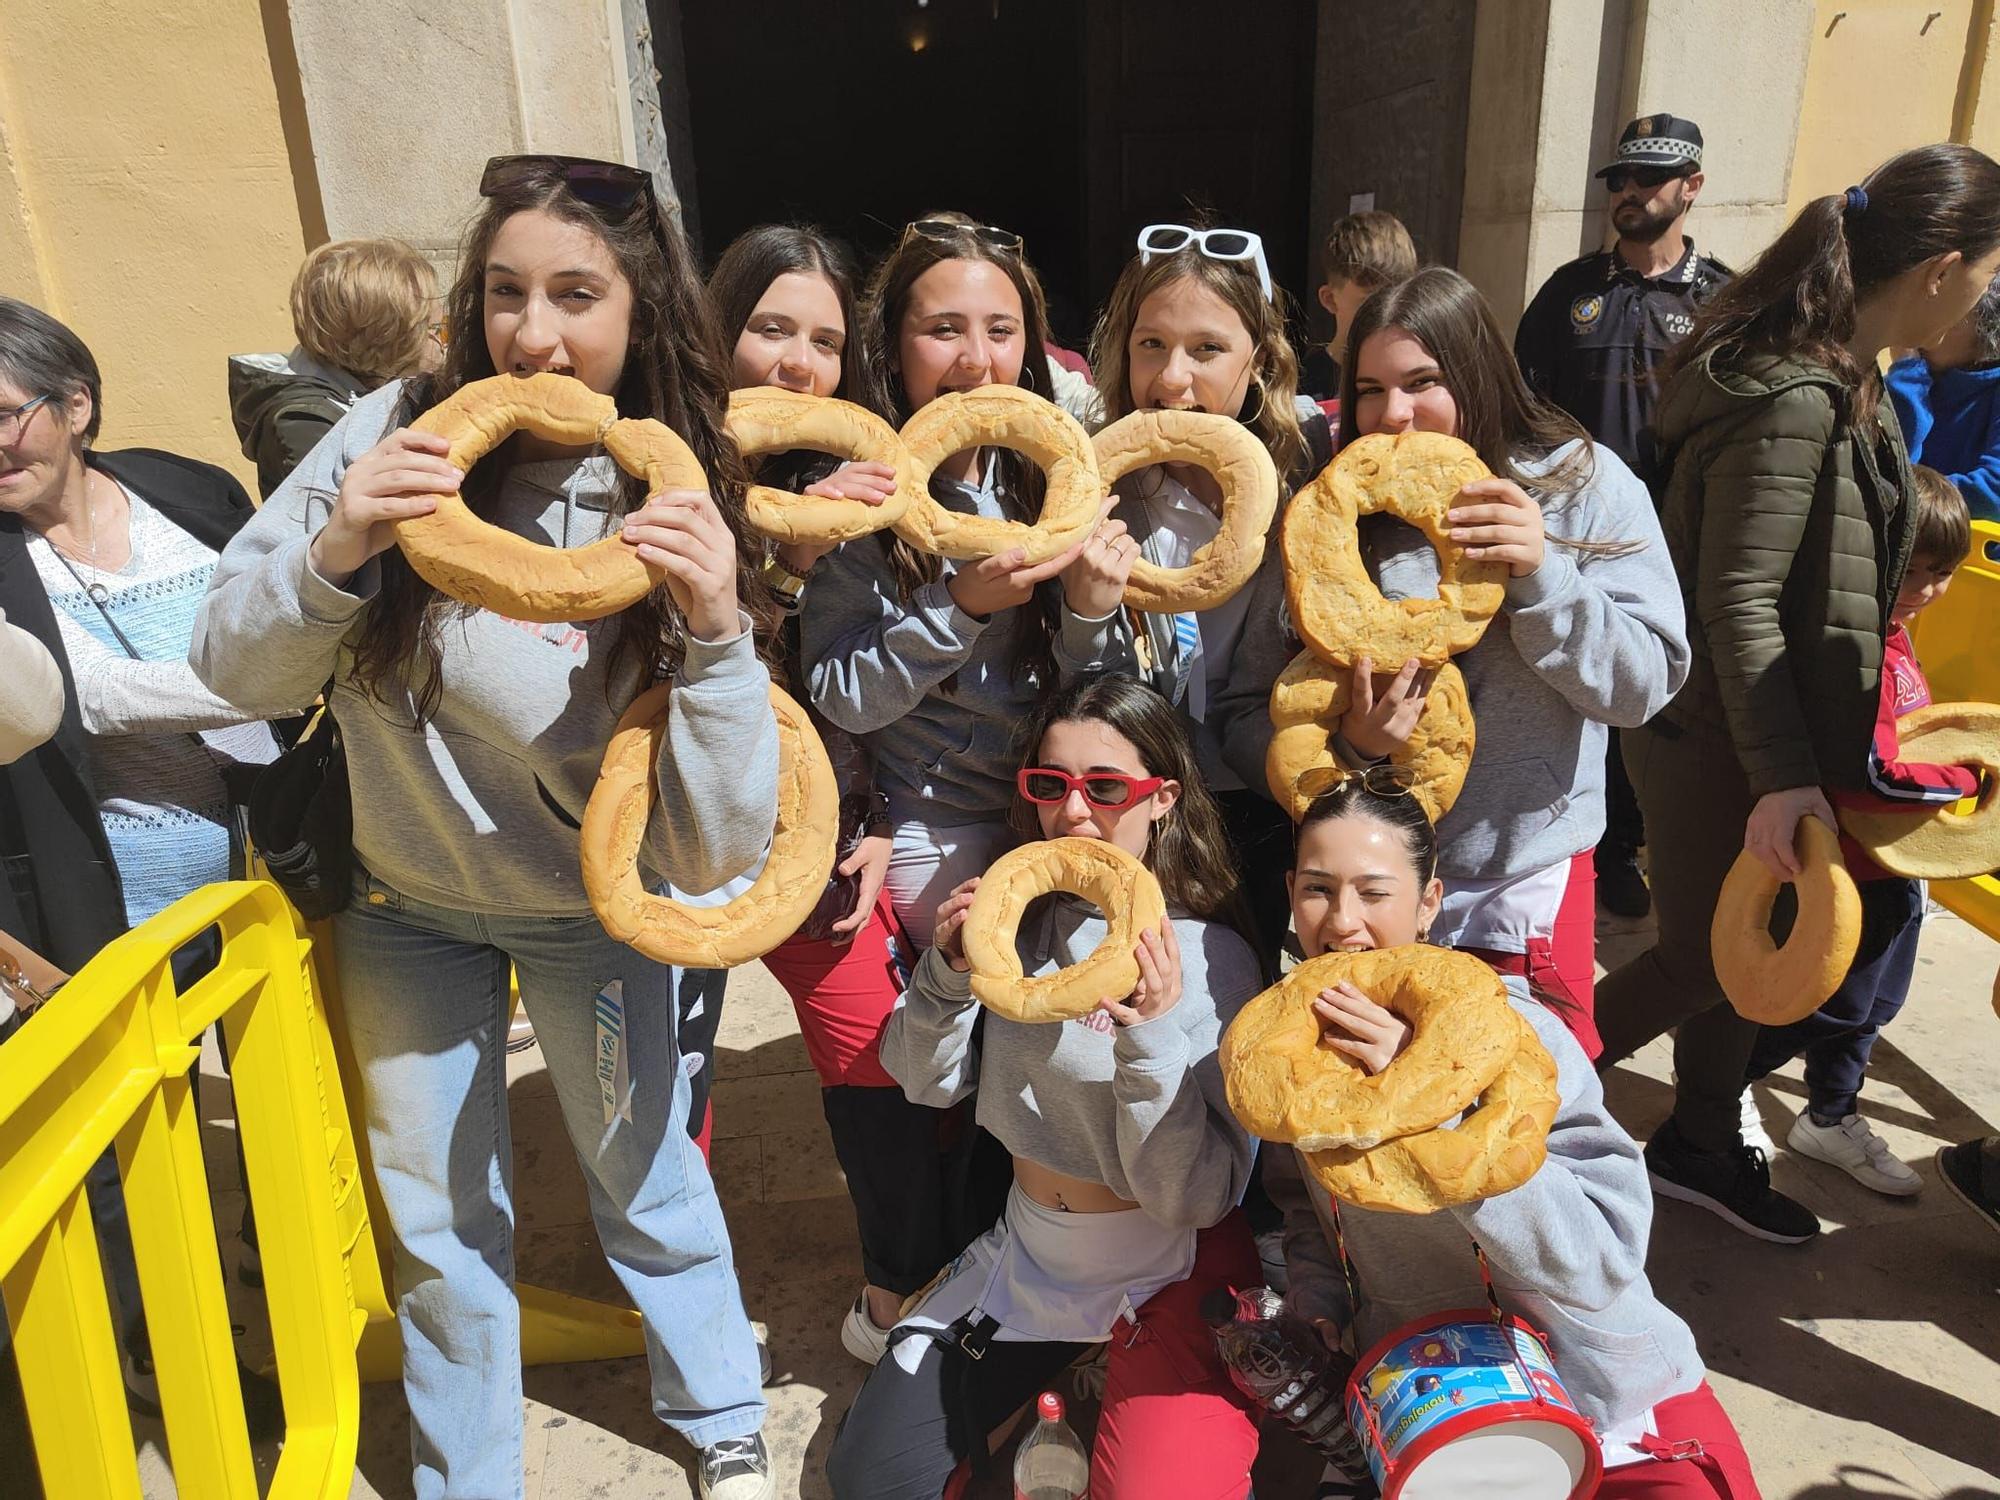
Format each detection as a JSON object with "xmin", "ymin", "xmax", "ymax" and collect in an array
[
  {"xmin": 0, "ymin": 882, "xmax": 360, "ymax": 1499},
  {"xmin": 1913, "ymin": 519, "xmax": 2000, "ymax": 941}
]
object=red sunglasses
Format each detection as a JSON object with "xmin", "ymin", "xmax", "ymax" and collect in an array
[{"xmin": 1017, "ymin": 767, "xmax": 1166, "ymax": 809}]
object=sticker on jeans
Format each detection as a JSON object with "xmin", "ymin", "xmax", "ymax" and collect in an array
[{"xmin": 595, "ymin": 980, "xmax": 633, "ymax": 1126}]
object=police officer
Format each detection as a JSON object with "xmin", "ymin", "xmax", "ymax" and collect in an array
[{"xmin": 1514, "ymin": 111, "xmax": 1732, "ymax": 920}]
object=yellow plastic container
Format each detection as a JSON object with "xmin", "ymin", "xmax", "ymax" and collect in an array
[
  {"xmin": 0, "ymin": 882, "xmax": 360, "ymax": 1499},
  {"xmin": 1912, "ymin": 519, "xmax": 2000, "ymax": 940}
]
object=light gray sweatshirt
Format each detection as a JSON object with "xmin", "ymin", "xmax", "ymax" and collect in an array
[
  {"xmin": 800, "ymin": 465, "xmax": 1132, "ymax": 823},
  {"xmin": 882, "ymin": 897, "xmax": 1263, "ymax": 1230},
  {"xmin": 191, "ymin": 380, "xmax": 778, "ymax": 917},
  {"xmin": 1266, "ymin": 977, "xmax": 1705, "ymax": 1433},
  {"xmin": 1370, "ymin": 440, "xmax": 1689, "ymax": 880}
]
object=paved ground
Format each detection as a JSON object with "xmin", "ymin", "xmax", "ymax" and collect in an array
[{"xmin": 143, "ymin": 898, "xmax": 2000, "ymax": 1498}]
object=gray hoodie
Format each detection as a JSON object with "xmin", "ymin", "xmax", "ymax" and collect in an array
[
  {"xmin": 800, "ymin": 465, "xmax": 1131, "ymax": 823},
  {"xmin": 191, "ymin": 380, "xmax": 779, "ymax": 917},
  {"xmin": 1266, "ymin": 977, "xmax": 1706, "ymax": 1433},
  {"xmin": 882, "ymin": 899, "xmax": 1262, "ymax": 1230},
  {"xmin": 1370, "ymin": 440, "xmax": 1688, "ymax": 881}
]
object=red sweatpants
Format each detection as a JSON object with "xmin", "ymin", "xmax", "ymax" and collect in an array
[
  {"xmin": 1469, "ymin": 852, "xmax": 1603, "ymax": 1058},
  {"xmin": 757, "ymin": 896, "xmax": 906, "ymax": 1087},
  {"xmin": 1598, "ymin": 1383, "xmax": 1762, "ymax": 1498}
]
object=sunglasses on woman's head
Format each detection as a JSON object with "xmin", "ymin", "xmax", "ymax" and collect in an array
[
  {"xmin": 1293, "ymin": 762, "xmax": 1417, "ymax": 803},
  {"xmin": 902, "ymin": 219, "xmax": 1025, "ymax": 254},
  {"xmin": 480, "ymin": 155, "xmax": 653, "ymax": 217},
  {"xmin": 1017, "ymin": 767, "xmax": 1166, "ymax": 809},
  {"xmin": 1136, "ymin": 223, "xmax": 1274, "ymax": 303}
]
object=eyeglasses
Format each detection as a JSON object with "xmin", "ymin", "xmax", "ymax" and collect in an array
[
  {"xmin": 0, "ymin": 393, "xmax": 54, "ymax": 446},
  {"xmin": 1136, "ymin": 224, "xmax": 1274, "ymax": 303},
  {"xmin": 902, "ymin": 219, "xmax": 1025, "ymax": 254},
  {"xmin": 1603, "ymin": 166, "xmax": 1687, "ymax": 194},
  {"xmin": 1017, "ymin": 767, "xmax": 1166, "ymax": 809},
  {"xmin": 1292, "ymin": 763, "xmax": 1417, "ymax": 803},
  {"xmin": 480, "ymin": 155, "xmax": 653, "ymax": 217}
]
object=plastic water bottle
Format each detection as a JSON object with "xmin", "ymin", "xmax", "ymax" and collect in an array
[
  {"xmin": 1203, "ymin": 1285, "xmax": 1369, "ymax": 1473},
  {"xmin": 1012, "ymin": 1390, "xmax": 1089, "ymax": 1500}
]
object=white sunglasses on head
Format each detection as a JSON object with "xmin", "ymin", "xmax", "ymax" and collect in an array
[{"xmin": 1136, "ymin": 223, "xmax": 1274, "ymax": 303}]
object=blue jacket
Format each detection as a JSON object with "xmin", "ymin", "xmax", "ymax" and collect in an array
[{"xmin": 1887, "ymin": 355, "xmax": 2000, "ymax": 522}]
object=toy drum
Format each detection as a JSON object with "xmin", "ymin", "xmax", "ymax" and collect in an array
[{"xmin": 1345, "ymin": 1312, "xmax": 1603, "ymax": 1499}]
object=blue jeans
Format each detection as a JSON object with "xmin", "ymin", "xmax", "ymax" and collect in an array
[
  {"xmin": 334, "ymin": 868, "xmax": 763, "ymax": 1500},
  {"xmin": 1745, "ymin": 876, "xmax": 1925, "ymax": 1121}
]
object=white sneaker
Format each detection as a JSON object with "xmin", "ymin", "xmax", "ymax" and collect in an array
[
  {"xmin": 1787, "ymin": 1112, "xmax": 1922, "ymax": 1197},
  {"xmin": 751, "ymin": 1320, "xmax": 772, "ymax": 1385},
  {"xmin": 839, "ymin": 1292, "xmax": 891, "ymax": 1365},
  {"xmin": 697, "ymin": 1433, "xmax": 774, "ymax": 1500},
  {"xmin": 1740, "ymin": 1087, "xmax": 1775, "ymax": 1156}
]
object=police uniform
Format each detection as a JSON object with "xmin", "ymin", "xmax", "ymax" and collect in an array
[{"xmin": 1513, "ymin": 237, "xmax": 1731, "ymax": 486}]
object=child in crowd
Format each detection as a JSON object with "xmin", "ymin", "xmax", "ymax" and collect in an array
[
  {"xmin": 1887, "ymin": 274, "xmax": 2000, "ymax": 521},
  {"xmin": 827, "ymin": 674, "xmax": 1265, "ymax": 1500},
  {"xmin": 800, "ymin": 213, "xmax": 1132, "ymax": 947},
  {"xmin": 1297, "ymin": 210, "xmax": 1418, "ymax": 408},
  {"xmin": 1265, "ymin": 771, "xmax": 1761, "ymax": 1498},
  {"xmin": 228, "ymin": 237, "xmax": 440, "ymax": 499},
  {"xmin": 1740, "ymin": 467, "xmax": 1981, "ymax": 1194},
  {"xmin": 1084, "ymin": 221, "xmax": 1332, "ymax": 964}
]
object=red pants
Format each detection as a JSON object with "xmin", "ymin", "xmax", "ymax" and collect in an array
[
  {"xmin": 757, "ymin": 896, "xmax": 906, "ymax": 1087},
  {"xmin": 1468, "ymin": 852, "xmax": 1604, "ymax": 1059},
  {"xmin": 1598, "ymin": 1383, "xmax": 1762, "ymax": 1499}
]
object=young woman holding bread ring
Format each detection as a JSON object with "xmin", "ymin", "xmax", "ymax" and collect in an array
[
  {"xmin": 825, "ymin": 673, "xmax": 1266, "ymax": 1500},
  {"xmin": 195, "ymin": 156, "xmax": 780, "ymax": 1500},
  {"xmin": 1264, "ymin": 774, "xmax": 1760, "ymax": 1498}
]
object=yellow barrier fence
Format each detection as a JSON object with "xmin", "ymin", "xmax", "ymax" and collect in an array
[
  {"xmin": 1912, "ymin": 518, "xmax": 2000, "ymax": 942},
  {"xmin": 0, "ymin": 881, "xmax": 361, "ymax": 1499}
]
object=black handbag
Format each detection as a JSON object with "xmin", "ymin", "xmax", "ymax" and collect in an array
[{"xmin": 246, "ymin": 700, "xmax": 352, "ymax": 920}]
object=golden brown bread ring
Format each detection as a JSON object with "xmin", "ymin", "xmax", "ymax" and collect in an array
[
  {"xmin": 1091, "ymin": 409, "xmax": 1280, "ymax": 612},
  {"xmin": 1304, "ymin": 1009, "xmax": 1559, "ymax": 1213},
  {"xmin": 1263, "ymin": 650, "xmax": 1474, "ymax": 823},
  {"xmin": 962, "ymin": 837, "xmax": 1169, "ymax": 1023},
  {"xmin": 1220, "ymin": 946, "xmax": 1520, "ymax": 1151},
  {"xmin": 1710, "ymin": 816, "xmax": 1862, "ymax": 1025},
  {"xmin": 581, "ymin": 681, "xmax": 838, "ymax": 969},
  {"xmin": 1281, "ymin": 431, "xmax": 1508, "ymax": 667},
  {"xmin": 894, "ymin": 385, "xmax": 1103, "ymax": 564},
  {"xmin": 395, "ymin": 373, "xmax": 706, "ymax": 623},
  {"xmin": 725, "ymin": 386, "xmax": 920, "ymax": 546},
  {"xmin": 1836, "ymin": 701, "xmax": 2000, "ymax": 879}
]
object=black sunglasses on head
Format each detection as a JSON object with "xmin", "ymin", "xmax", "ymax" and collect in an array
[
  {"xmin": 480, "ymin": 155, "xmax": 653, "ymax": 216},
  {"xmin": 1604, "ymin": 165, "xmax": 1690, "ymax": 194}
]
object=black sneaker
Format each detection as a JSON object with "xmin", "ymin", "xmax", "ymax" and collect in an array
[
  {"xmin": 1645, "ymin": 1118, "xmax": 1820, "ymax": 1243},
  {"xmin": 697, "ymin": 1432, "xmax": 774, "ymax": 1500},
  {"xmin": 1595, "ymin": 849, "xmax": 1652, "ymax": 918},
  {"xmin": 1936, "ymin": 1139, "xmax": 2000, "ymax": 1243}
]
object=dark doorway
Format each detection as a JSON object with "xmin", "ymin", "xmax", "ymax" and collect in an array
[{"xmin": 668, "ymin": 0, "xmax": 1318, "ymax": 349}]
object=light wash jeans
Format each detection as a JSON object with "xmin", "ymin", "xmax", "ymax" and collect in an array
[{"xmin": 333, "ymin": 867, "xmax": 763, "ymax": 1500}]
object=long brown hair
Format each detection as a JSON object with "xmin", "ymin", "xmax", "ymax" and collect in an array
[
  {"xmin": 1337, "ymin": 266, "xmax": 1593, "ymax": 496},
  {"xmin": 706, "ymin": 223, "xmax": 860, "ymax": 399},
  {"xmin": 1667, "ymin": 143, "xmax": 2000, "ymax": 422},
  {"xmin": 854, "ymin": 212, "xmax": 1063, "ymax": 686},
  {"xmin": 1089, "ymin": 242, "xmax": 1310, "ymax": 482},
  {"xmin": 348, "ymin": 161, "xmax": 774, "ymax": 720},
  {"xmin": 1008, "ymin": 673, "xmax": 1266, "ymax": 973}
]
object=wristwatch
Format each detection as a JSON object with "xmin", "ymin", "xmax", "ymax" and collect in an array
[{"xmin": 761, "ymin": 552, "xmax": 812, "ymax": 608}]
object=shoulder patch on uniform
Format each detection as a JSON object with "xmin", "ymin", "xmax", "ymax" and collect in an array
[{"xmin": 1570, "ymin": 294, "xmax": 1605, "ymax": 332}]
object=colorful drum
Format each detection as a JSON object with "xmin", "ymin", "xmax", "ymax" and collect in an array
[{"xmin": 1345, "ymin": 1311, "xmax": 1603, "ymax": 1499}]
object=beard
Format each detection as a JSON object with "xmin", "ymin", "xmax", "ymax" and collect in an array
[{"xmin": 1612, "ymin": 183, "xmax": 1689, "ymax": 242}]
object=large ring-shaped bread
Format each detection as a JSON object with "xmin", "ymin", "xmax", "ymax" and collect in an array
[
  {"xmin": 893, "ymin": 385, "xmax": 1103, "ymax": 564},
  {"xmin": 1220, "ymin": 946, "xmax": 1521, "ymax": 1151},
  {"xmin": 1836, "ymin": 701, "xmax": 2000, "ymax": 879},
  {"xmin": 581, "ymin": 681, "xmax": 838, "ymax": 969},
  {"xmin": 1304, "ymin": 1010, "xmax": 1559, "ymax": 1214},
  {"xmin": 1091, "ymin": 409, "xmax": 1279, "ymax": 612},
  {"xmin": 1281, "ymin": 431, "xmax": 1507, "ymax": 667},
  {"xmin": 1264, "ymin": 650, "xmax": 1474, "ymax": 823},
  {"xmin": 1710, "ymin": 816, "xmax": 1862, "ymax": 1025},
  {"xmin": 726, "ymin": 386, "xmax": 920, "ymax": 546},
  {"xmin": 962, "ymin": 837, "xmax": 1168, "ymax": 1023},
  {"xmin": 396, "ymin": 373, "xmax": 707, "ymax": 623}
]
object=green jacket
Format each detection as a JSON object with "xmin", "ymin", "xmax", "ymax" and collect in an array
[{"xmin": 1652, "ymin": 349, "xmax": 1915, "ymax": 796}]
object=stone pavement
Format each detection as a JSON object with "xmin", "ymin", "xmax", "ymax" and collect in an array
[{"xmin": 155, "ymin": 900, "xmax": 2000, "ymax": 1498}]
